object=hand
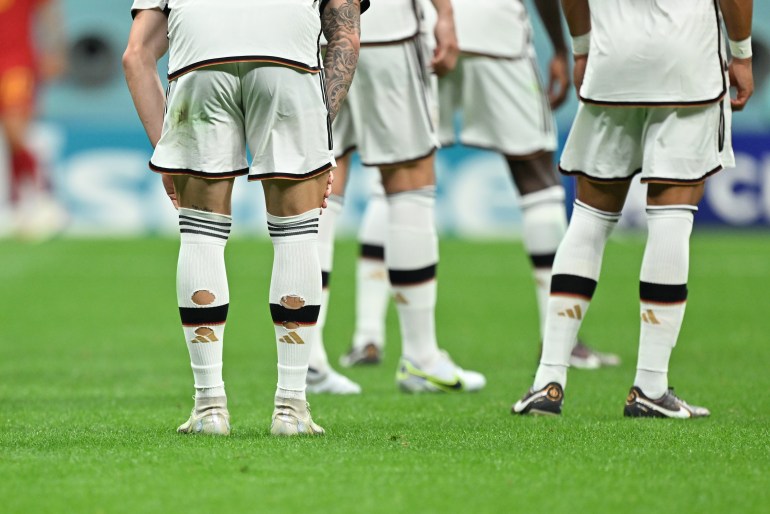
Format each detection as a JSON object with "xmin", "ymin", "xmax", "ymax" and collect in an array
[
  {"xmin": 572, "ymin": 54, "xmax": 588, "ymax": 101},
  {"xmin": 321, "ymin": 170, "xmax": 334, "ymax": 210},
  {"xmin": 162, "ymin": 174, "xmax": 179, "ymax": 209},
  {"xmin": 431, "ymin": 15, "xmax": 459, "ymax": 76},
  {"xmin": 728, "ymin": 57, "xmax": 754, "ymax": 111},
  {"xmin": 548, "ymin": 52, "xmax": 570, "ymax": 109}
]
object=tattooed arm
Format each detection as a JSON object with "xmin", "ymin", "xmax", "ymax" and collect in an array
[{"xmin": 322, "ymin": 0, "xmax": 361, "ymax": 123}]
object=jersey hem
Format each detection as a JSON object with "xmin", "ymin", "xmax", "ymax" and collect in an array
[
  {"xmin": 360, "ymin": 31, "xmax": 420, "ymax": 47},
  {"xmin": 579, "ymin": 91, "xmax": 726, "ymax": 108},
  {"xmin": 168, "ymin": 56, "xmax": 320, "ymax": 81}
]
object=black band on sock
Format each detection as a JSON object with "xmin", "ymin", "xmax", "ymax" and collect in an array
[
  {"xmin": 551, "ymin": 274, "xmax": 597, "ymax": 299},
  {"xmin": 640, "ymin": 282, "xmax": 688, "ymax": 303},
  {"xmin": 529, "ymin": 253, "xmax": 556, "ymax": 269},
  {"xmin": 179, "ymin": 304, "xmax": 229, "ymax": 326},
  {"xmin": 360, "ymin": 244, "xmax": 385, "ymax": 260},
  {"xmin": 321, "ymin": 271, "xmax": 331, "ymax": 289},
  {"xmin": 389, "ymin": 264, "xmax": 437, "ymax": 286},
  {"xmin": 270, "ymin": 304, "xmax": 321, "ymax": 325}
]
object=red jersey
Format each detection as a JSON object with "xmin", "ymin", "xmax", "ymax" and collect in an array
[{"xmin": 0, "ymin": 0, "xmax": 46, "ymax": 69}]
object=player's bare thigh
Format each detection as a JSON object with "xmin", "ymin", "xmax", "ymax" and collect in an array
[{"xmin": 507, "ymin": 152, "xmax": 561, "ymax": 196}]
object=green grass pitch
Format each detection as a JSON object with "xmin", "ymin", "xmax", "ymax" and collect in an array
[{"xmin": 1, "ymin": 233, "xmax": 768, "ymax": 513}]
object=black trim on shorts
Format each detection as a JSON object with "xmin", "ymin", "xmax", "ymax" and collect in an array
[
  {"xmin": 718, "ymin": 100, "xmax": 725, "ymax": 152},
  {"xmin": 408, "ymin": 35, "xmax": 436, "ymax": 135},
  {"xmin": 315, "ymin": 36, "xmax": 334, "ymax": 152},
  {"xmin": 558, "ymin": 166, "xmax": 641, "ymax": 183},
  {"xmin": 551, "ymin": 274, "xmax": 597, "ymax": 300},
  {"xmin": 150, "ymin": 162, "xmax": 249, "ymax": 179},
  {"xmin": 269, "ymin": 304, "xmax": 321, "ymax": 325},
  {"xmin": 640, "ymin": 282, "xmax": 688, "ymax": 304},
  {"xmin": 167, "ymin": 56, "xmax": 321, "ymax": 82},
  {"xmin": 361, "ymin": 147, "xmax": 437, "ymax": 169},
  {"xmin": 179, "ymin": 305, "xmax": 229, "ymax": 326},
  {"xmin": 640, "ymin": 166, "xmax": 723, "ymax": 185},
  {"xmin": 248, "ymin": 162, "xmax": 334, "ymax": 182},
  {"xmin": 389, "ymin": 264, "xmax": 437, "ymax": 286},
  {"xmin": 461, "ymin": 140, "xmax": 550, "ymax": 161},
  {"xmin": 579, "ymin": 94, "xmax": 726, "ymax": 108},
  {"xmin": 360, "ymin": 244, "xmax": 385, "ymax": 260}
]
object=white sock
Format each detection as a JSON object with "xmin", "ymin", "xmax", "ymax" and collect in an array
[
  {"xmin": 307, "ymin": 195, "xmax": 343, "ymax": 373},
  {"xmin": 353, "ymin": 188, "xmax": 390, "ymax": 349},
  {"xmin": 534, "ymin": 200, "xmax": 620, "ymax": 389},
  {"xmin": 520, "ymin": 186, "xmax": 567, "ymax": 338},
  {"xmin": 386, "ymin": 187, "xmax": 440, "ymax": 366},
  {"xmin": 177, "ymin": 208, "xmax": 231, "ymax": 400},
  {"xmin": 267, "ymin": 209, "xmax": 323, "ymax": 402},
  {"xmin": 634, "ymin": 206, "xmax": 695, "ymax": 399}
]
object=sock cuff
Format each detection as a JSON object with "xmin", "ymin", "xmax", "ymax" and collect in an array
[
  {"xmin": 646, "ymin": 204, "xmax": 698, "ymax": 214},
  {"xmin": 574, "ymin": 200, "xmax": 621, "ymax": 223},
  {"xmin": 387, "ymin": 186, "xmax": 436, "ymax": 206},
  {"xmin": 646, "ymin": 205, "xmax": 697, "ymax": 221},
  {"xmin": 267, "ymin": 209, "xmax": 320, "ymax": 241},
  {"xmin": 179, "ymin": 209, "xmax": 232, "ymax": 244},
  {"xmin": 179, "ymin": 208, "xmax": 232, "ymax": 222},
  {"xmin": 519, "ymin": 186, "xmax": 566, "ymax": 210}
]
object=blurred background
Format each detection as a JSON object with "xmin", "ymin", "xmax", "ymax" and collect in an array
[{"xmin": 0, "ymin": 0, "xmax": 768, "ymax": 239}]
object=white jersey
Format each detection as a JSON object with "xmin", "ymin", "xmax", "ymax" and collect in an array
[
  {"xmin": 131, "ymin": 0, "xmax": 323, "ymax": 81},
  {"xmin": 452, "ymin": 0, "xmax": 531, "ymax": 59},
  {"xmin": 581, "ymin": 0, "xmax": 726, "ymax": 105},
  {"xmin": 361, "ymin": 0, "xmax": 420, "ymax": 44}
]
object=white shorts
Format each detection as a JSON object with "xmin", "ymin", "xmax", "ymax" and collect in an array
[
  {"xmin": 560, "ymin": 100, "xmax": 733, "ymax": 183},
  {"xmin": 332, "ymin": 37, "xmax": 438, "ymax": 167},
  {"xmin": 438, "ymin": 54, "xmax": 557, "ymax": 158},
  {"xmin": 151, "ymin": 63, "xmax": 334, "ymax": 181}
]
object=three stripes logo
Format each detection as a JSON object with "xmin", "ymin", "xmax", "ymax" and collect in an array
[
  {"xmin": 641, "ymin": 309, "xmax": 661, "ymax": 325},
  {"xmin": 279, "ymin": 332, "xmax": 305, "ymax": 345},
  {"xmin": 179, "ymin": 212, "xmax": 231, "ymax": 241},
  {"xmin": 191, "ymin": 327, "xmax": 219, "ymax": 344},
  {"xmin": 267, "ymin": 217, "xmax": 319, "ymax": 238},
  {"xmin": 393, "ymin": 292, "xmax": 409, "ymax": 305},
  {"xmin": 557, "ymin": 305, "xmax": 583, "ymax": 320}
]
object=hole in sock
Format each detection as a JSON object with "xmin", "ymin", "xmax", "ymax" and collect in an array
[
  {"xmin": 280, "ymin": 295, "xmax": 306, "ymax": 330},
  {"xmin": 192, "ymin": 327, "xmax": 219, "ymax": 343},
  {"xmin": 191, "ymin": 290, "xmax": 216, "ymax": 306}
]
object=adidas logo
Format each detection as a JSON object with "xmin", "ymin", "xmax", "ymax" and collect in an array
[
  {"xmin": 191, "ymin": 327, "xmax": 219, "ymax": 344},
  {"xmin": 279, "ymin": 332, "xmax": 305, "ymax": 345},
  {"xmin": 641, "ymin": 309, "xmax": 661, "ymax": 325},
  {"xmin": 370, "ymin": 270, "xmax": 388, "ymax": 280},
  {"xmin": 393, "ymin": 292, "xmax": 408, "ymax": 305},
  {"xmin": 557, "ymin": 305, "xmax": 583, "ymax": 320}
]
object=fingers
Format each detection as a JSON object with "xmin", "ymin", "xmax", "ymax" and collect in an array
[
  {"xmin": 548, "ymin": 78, "xmax": 569, "ymax": 109},
  {"xmin": 731, "ymin": 92, "xmax": 750, "ymax": 111},
  {"xmin": 728, "ymin": 59, "xmax": 754, "ymax": 112},
  {"xmin": 431, "ymin": 46, "xmax": 455, "ymax": 77}
]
